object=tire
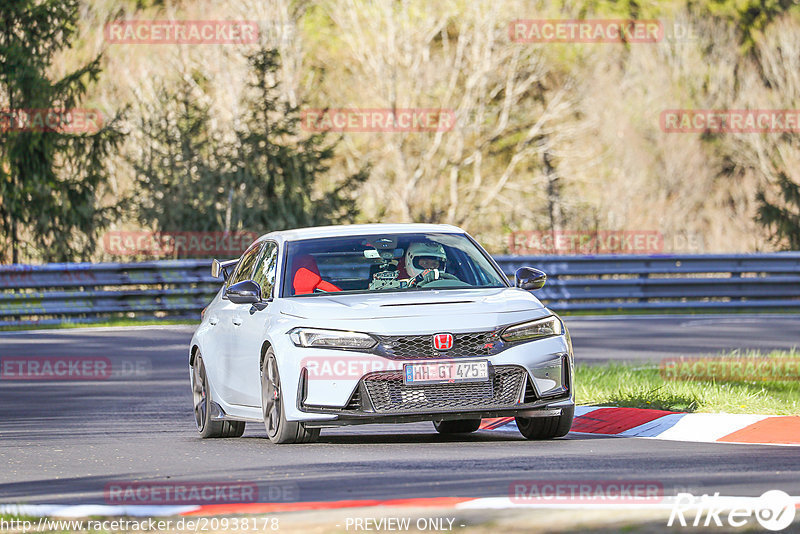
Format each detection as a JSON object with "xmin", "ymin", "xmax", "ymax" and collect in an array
[
  {"xmin": 515, "ymin": 406, "xmax": 574, "ymax": 440},
  {"xmin": 433, "ymin": 418, "xmax": 482, "ymax": 434},
  {"xmin": 190, "ymin": 351, "xmax": 246, "ymax": 438},
  {"xmin": 261, "ymin": 348, "xmax": 320, "ymax": 444}
]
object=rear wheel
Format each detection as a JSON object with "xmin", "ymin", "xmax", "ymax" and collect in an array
[
  {"xmin": 516, "ymin": 406, "xmax": 574, "ymax": 440},
  {"xmin": 191, "ymin": 351, "xmax": 245, "ymax": 438},
  {"xmin": 261, "ymin": 349, "xmax": 320, "ymax": 444},
  {"xmin": 433, "ymin": 418, "xmax": 482, "ymax": 434}
]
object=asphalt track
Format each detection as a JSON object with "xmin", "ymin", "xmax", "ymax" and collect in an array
[{"xmin": 0, "ymin": 315, "xmax": 798, "ymax": 506}]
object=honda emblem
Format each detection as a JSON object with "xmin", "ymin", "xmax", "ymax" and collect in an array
[{"xmin": 432, "ymin": 333, "xmax": 454, "ymax": 351}]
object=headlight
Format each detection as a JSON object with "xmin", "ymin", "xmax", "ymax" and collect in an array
[
  {"xmin": 500, "ymin": 316, "xmax": 562, "ymax": 343},
  {"xmin": 288, "ymin": 328, "xmax": 377, "ymax": 350}
]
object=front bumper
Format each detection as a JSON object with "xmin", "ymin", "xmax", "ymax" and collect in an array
[{"xmin": 291, "ymin": 333, "xmax": 574, "ymax": 426}]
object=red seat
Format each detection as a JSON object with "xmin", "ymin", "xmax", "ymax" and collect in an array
[{"xmin": 292, "ymin": 255, "xmax": 341, "ymax": 295}]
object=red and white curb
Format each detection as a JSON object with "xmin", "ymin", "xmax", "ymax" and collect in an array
[
  {"xmin": 480, "ymin": 407, "xmax": 800, "ymax": 446},
  {"xmin": 3, "ymin": 495, "xmax": 799, "ymax": 518}
]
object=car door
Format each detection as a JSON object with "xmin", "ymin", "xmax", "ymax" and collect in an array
[
  {"xmin": 214, "ymin": 241, "xmax": 263, "ymax": 406},
  {"xmin": 227, "ymin": 241, "xmax": 279, "ymax": 407}
]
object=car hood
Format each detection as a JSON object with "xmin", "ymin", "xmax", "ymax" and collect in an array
[{"xmin": 277, "ymin": 287, "xmax": 548, "ymax": 325}]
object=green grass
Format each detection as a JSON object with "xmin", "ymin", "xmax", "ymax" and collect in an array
[
  {"xmin": 0, "ymin": 317, "xmax": 199, "ymax": 332},
  {"xmin": 576, "ymin": 349, "xmax": 800, "ymax": 415}
]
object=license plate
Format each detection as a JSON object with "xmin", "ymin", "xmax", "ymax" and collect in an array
[{"xmin": 403, "ymin": 360, "xmax": 489, "ymax": 385}]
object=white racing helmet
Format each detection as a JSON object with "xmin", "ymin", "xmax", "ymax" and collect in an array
[{"xmin": 405, "ymin": 242, "xmax": 447, "ymax": 278}]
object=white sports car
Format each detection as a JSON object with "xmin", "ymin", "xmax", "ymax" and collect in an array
[{"xmin": 189, "ymin": 224, "xmax": 574, "ymax": 443}]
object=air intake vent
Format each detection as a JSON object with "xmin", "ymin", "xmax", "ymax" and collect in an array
[
  {"xmin": 344, "ymin": 388, "xmax": 362, "ymax": 410},
  {"xmin": 523, "ymin": 376, "xmax": 537, "ymax": 403}
]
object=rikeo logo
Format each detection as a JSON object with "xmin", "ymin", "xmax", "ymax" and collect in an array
[{"xmin": 668, "ymin": 490, "xmax": 796, "ymax": 531}]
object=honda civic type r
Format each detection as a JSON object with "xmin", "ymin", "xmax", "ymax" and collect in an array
[{"xmin": 189, "ymin": 223, "xmax": 574, "ymax": 443}]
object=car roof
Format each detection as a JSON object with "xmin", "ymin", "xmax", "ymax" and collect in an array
[{"xmin": 256, "ymin": 223, "xmax": 465, "ymax": 244}]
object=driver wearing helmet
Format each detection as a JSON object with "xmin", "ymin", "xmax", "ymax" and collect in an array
[{"xmin": 405, "ymin": 242, "xmax": 456, "ymax": 287}]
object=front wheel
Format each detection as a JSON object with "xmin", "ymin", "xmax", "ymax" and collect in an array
[
  {"xmin": 516, "ymin": 406, "xmax": 574, "ymax": 440},
  {"xmin": 261, "ymin": 349, "xmax": 320, "ymax": 444},
  {"xmin": 433, "ymin": 418, "xmax": 481, "ymax": 434},
  {"xmin": 190, "ymin": 351, "xmax": 245, "ymax": 438}
]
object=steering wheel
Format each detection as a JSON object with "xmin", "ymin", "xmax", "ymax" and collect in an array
[{"xmin": 408, "ymin": 269, "xmax": 460, "ymax": 287}]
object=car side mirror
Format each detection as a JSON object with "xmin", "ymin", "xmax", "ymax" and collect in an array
[
  {"xmin": 212, "ymin": 258, "xmax": 238, "ymax": 281},
  {"xmin": 226, "ymin": 280, "xmax": 262, "ymax": 304},
  {"xmin": 515, "ymin": 267, "xmax": 547, "ymax": 291}
]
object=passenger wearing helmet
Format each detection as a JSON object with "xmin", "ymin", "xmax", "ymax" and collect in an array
[{"xmin": 405, "ymin": 242, "xmax": 459, "ymax": 287}]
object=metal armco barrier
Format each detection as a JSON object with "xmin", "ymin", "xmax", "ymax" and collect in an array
[
  {"xmin": 495, "ymin": 253, "xmax": 800, "ymax": 311},
  {"xmin": 1, "ymin": 253, "xmax": 799, "ymax": 326},
  {"xmin": 0, "ymin": 261, "xmax": 217, "ymax": 326}
]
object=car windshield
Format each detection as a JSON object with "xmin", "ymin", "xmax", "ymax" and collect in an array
[{"xmin": 281, "ymin": 233, "xmax": 507, "ymax": 297}]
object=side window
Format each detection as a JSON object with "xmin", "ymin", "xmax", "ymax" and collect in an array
[
  {"xmin": 227, "ymin": 243, "xmax": 262, "ymax": 288},
  {"xmin": 251, "ymin": 242, "xmax": 278, "ymax": 298}
]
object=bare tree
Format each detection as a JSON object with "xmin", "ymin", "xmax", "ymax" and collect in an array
[{"xmin": 311, "ymin": 0, "xmax": 582, "ymax": 240}]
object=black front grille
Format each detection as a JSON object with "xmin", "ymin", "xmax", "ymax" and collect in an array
[
  {"xmin": 362, "ymin": 365, "xmax": 526, "ymax": 413},
  {"xmin": 375, "ymin": 331, "xmax": 501, "ymax": 359}
]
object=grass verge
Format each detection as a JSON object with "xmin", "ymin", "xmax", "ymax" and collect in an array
[{"xmin": 576, "ymin": 349, "xmax": 800, "ymax": 414}]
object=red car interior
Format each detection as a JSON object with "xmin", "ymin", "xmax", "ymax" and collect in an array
[{"xmin": 292, "ymin": 255, "xmax": 342, "ymax": 295}]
